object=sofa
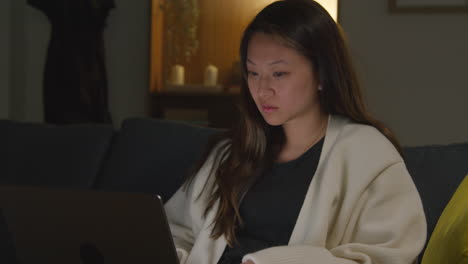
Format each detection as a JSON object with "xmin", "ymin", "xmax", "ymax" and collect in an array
[{"xmin": 1, "ymin": 117, "xmax": 468, "ymax": 263}]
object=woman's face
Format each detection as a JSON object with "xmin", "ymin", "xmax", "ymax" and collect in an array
[{"xmin": 246, "ymin": 33, "xmax": 322, "ymax": 127}]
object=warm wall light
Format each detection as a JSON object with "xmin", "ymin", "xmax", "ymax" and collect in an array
[
  {"xmin": 149, "ymin": 0, "xmax": 340, "ymax": 93},
  {"xmin": 315, "ymin": 0, "xmax": 339, "ymax": 22},
  {"xmin": 258, "ymin": 0, "xmax": 339, "ymax": 22}
]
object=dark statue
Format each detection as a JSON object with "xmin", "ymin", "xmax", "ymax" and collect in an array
[{"xmin": 28, "ymin": 0, "xmax": 115, "ymax": 124}]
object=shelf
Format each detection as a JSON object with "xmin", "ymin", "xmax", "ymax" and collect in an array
[{"xmin": 151, "ymin": 91, "xmax": 240, "ymax": 128}]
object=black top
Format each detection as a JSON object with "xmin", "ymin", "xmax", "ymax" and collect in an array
[{"xmin": 217, "ymin": 138, "xmax": 324, "ymax": 264}]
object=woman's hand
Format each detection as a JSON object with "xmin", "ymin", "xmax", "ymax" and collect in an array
[{"xmin": 241, "ymin": 260, "xmax": 255, "ymax": 264}]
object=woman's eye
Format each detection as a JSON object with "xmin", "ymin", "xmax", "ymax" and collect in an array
[
  {"xmin": 248, "ymin": 71, "xmax": 259, "ymax": 77},
  {"xmin": 273, "ymin": 72, "xmax": 288, "ymax": 78}
]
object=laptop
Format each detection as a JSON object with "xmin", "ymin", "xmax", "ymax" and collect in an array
[{"xmin": 0, "ymin": 185, "xmax": 180, "ymax": 264}]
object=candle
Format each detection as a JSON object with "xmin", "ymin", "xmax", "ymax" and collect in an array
[
  {"xmin": 170, "ymin": 64, "xmax": 185, "ymax": 85},
  {"xmin": 204, "ymin": 64, "xmax": 218, "ymax": 86}
]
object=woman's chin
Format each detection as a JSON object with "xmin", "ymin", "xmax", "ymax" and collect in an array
[{"xmin": 262, "ymin": 116, "xmax": 284, "ymax": 127}]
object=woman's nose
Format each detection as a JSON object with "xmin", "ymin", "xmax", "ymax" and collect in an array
[{"xmin": 258, "ymin": 76, "xmax": 274, "ymax": 98}]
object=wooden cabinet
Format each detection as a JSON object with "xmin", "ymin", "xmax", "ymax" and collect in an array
[{"xmin": 151, "ymin": 92, "xmax": 240, "ymax": 128}]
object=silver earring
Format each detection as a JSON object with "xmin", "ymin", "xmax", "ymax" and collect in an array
[{"xmin": 318, "ymin": 85, "xmax": 323, "ymax": 91}]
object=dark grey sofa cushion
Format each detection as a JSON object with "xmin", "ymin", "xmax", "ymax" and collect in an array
[
  {"xmin": 0, "ymin": 120, "xmax": 114, "ymax": 188},
  {"xmin": 404, "ymin": 142, "xmax": 468, "ymax": 244},
  {"xmin": 0, "ymin": 209, "xmax": 19, "ymax": 264},
  {"xmin": 97, "ymin": 118, "xmax": 220, "ymax": 202}
]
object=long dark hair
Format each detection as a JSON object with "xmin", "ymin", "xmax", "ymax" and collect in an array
[{"xmin": 187, "ymin": 0, "xmax": 402, "ymax": 247}]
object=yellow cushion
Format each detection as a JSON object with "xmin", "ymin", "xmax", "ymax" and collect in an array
[{"xmin": 422, "ymin": 174, "xmax": 468, "ymax": 264}]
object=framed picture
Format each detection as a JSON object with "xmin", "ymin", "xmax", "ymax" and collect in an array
[{"xmin": 389, "ymin": 0, "xmax": 468, "ymax": 13}]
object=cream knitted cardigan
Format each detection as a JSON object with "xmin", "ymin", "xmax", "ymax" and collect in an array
[{"xmin": 164, "ymin": 115, "xmax": 427, "ymax": 264}]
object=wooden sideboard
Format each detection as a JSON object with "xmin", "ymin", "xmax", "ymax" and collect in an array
[{"xmin": 151, "ymin": 91, "xmax": 240, "ymax": 129}]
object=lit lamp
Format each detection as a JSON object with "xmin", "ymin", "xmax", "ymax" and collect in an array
[{"xmin": 315, "ymin": 0, "xmax": 338, "ymax": 22}]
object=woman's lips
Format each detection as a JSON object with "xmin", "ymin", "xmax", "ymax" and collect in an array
[{"xmin": 261, "ymin": 105, "xmax": 278, "ymax": 113}]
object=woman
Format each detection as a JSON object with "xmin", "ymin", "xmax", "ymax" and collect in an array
[{"xmin": 165, "ymin": 1, "xmax": 427, "ymax": 264}]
